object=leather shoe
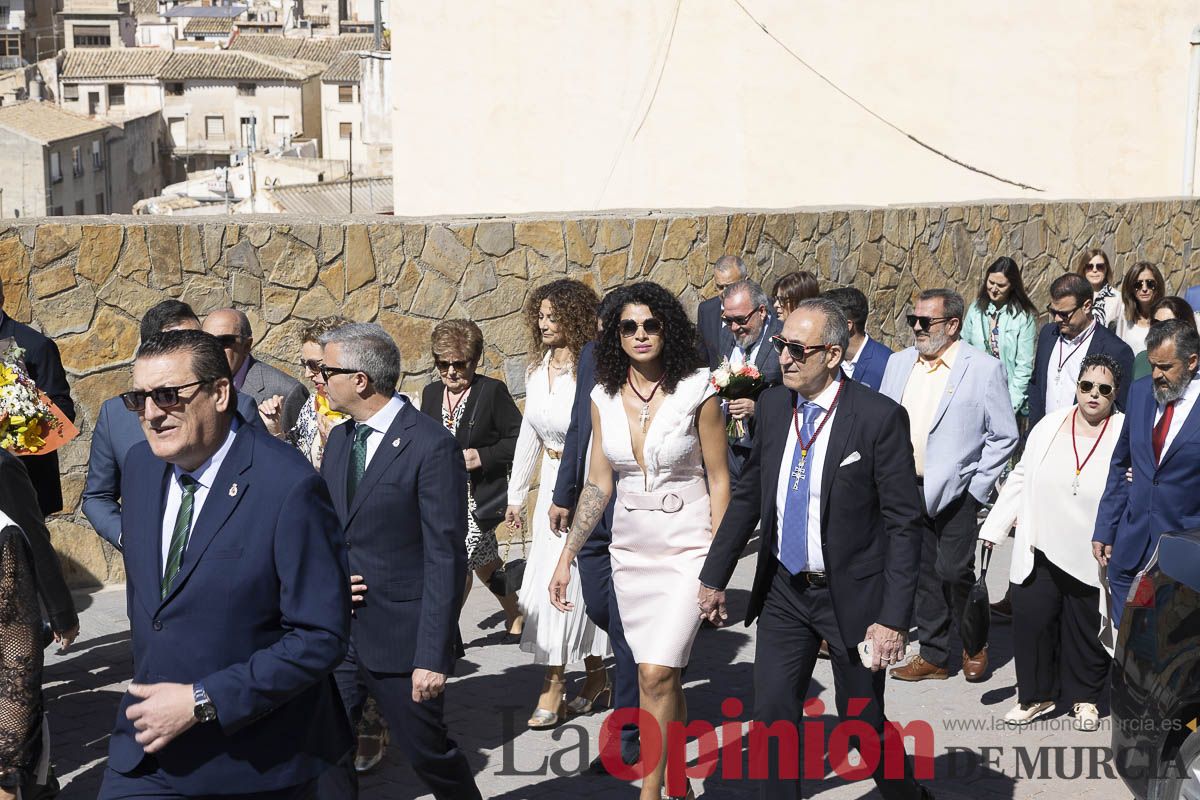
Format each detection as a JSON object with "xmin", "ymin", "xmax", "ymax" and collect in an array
[
  {"xmin": 962, "ymin": 648, "xmax": 988, "ymax": 682},
  {"xmin": 890, "ymin": 654, "xmax": 949, "ymax": 681}
]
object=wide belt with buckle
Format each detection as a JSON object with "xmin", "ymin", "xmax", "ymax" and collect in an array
[{"xmin": 798, "ymin": 571, "xmax": 827, "ymax": 588}]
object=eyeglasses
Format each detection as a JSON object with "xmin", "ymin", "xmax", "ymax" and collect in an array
[
  {"xmin": 721, "ymin": 308, "xmax": 763, "ymax": 327},
  {"xmin": 619, "ymin": 318, "xmax": 663, "ymax": 337},
  {"xmin": 1046, "ymin": 304, "xmax": 1080, "ymax": 321},
  {"xmin": 319, "ymin": 364, "xmax": 362, "ymax": 382},
  {"xmin": 1086, "ymin": 262, "xmax": 1106, "ymax": 272},
  {"xmin": 213, "ymin": 334, "xmax": 246, "ymax": 348},
  {"xmin": 299, "ymin": 358, "xmax": 323, "ymax": 373},
  {"xmin": 120, "ymin": 380, "xmax": 212, "ymax": 412},
  {"xmin": 435, "ymin": 358, "xmax": 473, "ymax": 372},
  {"xmin": 1077, "ymin": 380, "xmax": 1114, "ymax": 397},
  {"xmin": 906, "ymin": 314, "xmax": 954, "ymax": 332},
  {"xmin": 1136, "ymin": 279, "xmax": 1157, "ymax": 291},
  {"xmin": 770, "ymin": 335, "xmax": 830, "ymax": 362}
]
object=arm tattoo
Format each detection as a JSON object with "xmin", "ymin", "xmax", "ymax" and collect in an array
[{"xmin": 565, "ymin": 480, "xmax": 610, "ymax": 557}]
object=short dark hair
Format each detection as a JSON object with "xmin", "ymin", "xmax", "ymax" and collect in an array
[
  {"xmin": 1151, "ymin": 296, "xmax": 1197, "ymax": 332},
  {"xmin": 1079, "ymin": 353, "xmax": 1123, "ymax": 391},
  {"xmin": 917, "ymin": 288, "xmax": 965, "ymax": 321},
  {"xmin": 823, "ymin": 287, "xmax": 869, "ymax": 333},
  {"xmin": 1146, "ymin": 318, "xmax": 1200, "ymax": 363},
  {"xmin": 1049, "ymin": 273, "xmax": 1093, "ymax": 307},
  {"xmin": 136, "ymin": 329, "xmax": 233, "ymax": 388},
  {"xmin": 140, "ymin": 300, "xmax": 199, "ymax": 342}
]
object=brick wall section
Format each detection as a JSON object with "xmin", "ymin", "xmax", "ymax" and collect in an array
[{"xmin": 2, "ymin": 200, "xmax": 1197, "ymax": 585}]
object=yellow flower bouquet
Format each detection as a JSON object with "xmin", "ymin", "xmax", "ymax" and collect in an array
[{"xmin": 0, "ymin": 341, "xmax": 78, "ymax": 455}]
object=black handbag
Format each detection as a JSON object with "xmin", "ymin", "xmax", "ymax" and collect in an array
[
  {"xmin": 960, "ymin": 542, "xmax": 992, "ymax": 656},
  {"xmin": 487, "ymin": 535, "xmax": 526, "ymax": 596}
]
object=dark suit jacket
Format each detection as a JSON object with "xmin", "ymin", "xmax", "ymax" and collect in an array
[
  {"xmin": 697, "ymin": 295, "xmax": 724, "ymax": 369},
  {"xmin": 83, "ymin": 392, "xmax": 263, "ymax": 549},
  {"xmin": 0, "ymin": 314, "xmax": 75, "ymax": 516},
  {"xmin": 242, "ymin": 357, "xmax": 309, "ymax": 435},
  {"xmin": 551, "ymin": 342, "xmax": 614, "ymax": 548},
  {"xmin": 321, "ymin": 400, "xmax": 467, "ymax": 674},
  {"xmin": 419, "ymin": 374, "xmax": 522, "ymax": 532},
  {"xmin": 846, "ymin": 336, "xmax": 892, "ymax": 391},
  {"xmin": 0, "ymin": 450, "xmax": 77, "ymax": 633},
  {"xmin": 699, "ymin": 379, "xmax": 927, "ymax": 648},
  {"xmin": 111, "ymin": 419, "xmax": 351, "ymax": 793},
  {"xmin": 1093, "ymin": 377, "xmax": 1200, "ymax": 573},
  {"xmin": 721, "ymin": 316, "xmax": 784, "ymax": 448},
  {"xmin": 1027, "ymin": 322, "xmax": 1134, "ymax": 428}
]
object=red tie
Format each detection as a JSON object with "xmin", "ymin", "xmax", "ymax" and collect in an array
[{"xmin": 1153, "ymin": 401, "xmax": 1175, "ymax": 464}]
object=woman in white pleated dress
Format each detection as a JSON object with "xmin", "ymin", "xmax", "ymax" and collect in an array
[{"xmin": 505, "ymin": 279, "xmax": 610, "ymax": 729}]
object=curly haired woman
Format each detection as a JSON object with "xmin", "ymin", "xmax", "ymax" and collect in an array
[
  {"xmin": 549, "ymin": 282, "xmax": 731, "ymax": 800},
  {"xmin": 505, "ymin": 279, "xmax": 611, "ymax": 729}
]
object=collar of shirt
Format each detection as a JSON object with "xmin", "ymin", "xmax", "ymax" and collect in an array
[
  {"xmin": 798, "ymin": 374, "xmax": 842, "ymax": 411},
  {"xmin": 919, "ymin": 339, "xmax": 959, "ymax": 373},
  {"xmin": 232, "ymin": 355, "xmax": 252, "ymax": 391},
  {"xmin": 357, "ymin": 393, "xmax": 407, "ymax": 436},
  {"xmin": 847, "ymin": 335, "xmax": 871, "ymax": 367},
  {"xmin": 174, "ymin": 417, "xmax": 241, "ymax": 490},
  {"xmin": 1061, "ymin": 320, "xmax": 1097, "ymax": 346},
  {"xmin": 1163, "ymin": 372, "xmax": 1200, "ymax": 410}
]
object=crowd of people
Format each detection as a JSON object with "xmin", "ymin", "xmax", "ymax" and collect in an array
[{"xmin": 0, "ymin": 245, "xmax": 1196, "ymax": 800}]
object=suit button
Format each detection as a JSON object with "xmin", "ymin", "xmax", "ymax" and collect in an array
[
  {"xmin": 345, "ymin": 541, "xmax": 352, "ymax": 549},
  {"xmin": 153, "ymin": 620, "xmax": 162, "ymax": 631},
  {"xmin": 1153, "ymin": 479, "xmax": 1159, "ymax": 486}
]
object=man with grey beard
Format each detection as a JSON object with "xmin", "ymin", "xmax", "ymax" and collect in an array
[
  {"xmin": 879, "ymin": 289, "xmax": 1017, "ymax": 683},
  {"xmin": 718, "ymin": 279, "xmax": 783, "ymax": 478},
  {"xmin": 1093, "ymin": 318, "xmax": 1200, "ymax": 627}
]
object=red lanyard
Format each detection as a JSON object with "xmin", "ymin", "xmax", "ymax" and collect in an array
[
  {"xmin": 791, "ymin": 379, "xmax": 844, "ymax": 463},
  {"xmin": 1057, "ymin": 325, "xmax": 1096, "ymax": 371},
  {"xmin": 1070, "ymin": 407, "xmax": 1110, "ymax": 480}
]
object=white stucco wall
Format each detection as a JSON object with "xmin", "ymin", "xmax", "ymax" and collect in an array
[{"xmin": 391, "ymin": 0, "xmax": 1200, "ymax": 216}]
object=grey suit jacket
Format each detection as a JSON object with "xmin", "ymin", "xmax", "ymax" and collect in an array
[
  {"xmin": 242, "ymin": 356, "xmax": 309, "ymax": 434},
  {"xmin": 879, "ymin": 341, "xmax": 1018, "ymax": 517}
]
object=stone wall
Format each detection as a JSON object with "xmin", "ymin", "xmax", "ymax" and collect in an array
[{"xmin": 3, "ymin": 199, "xmax": 1199, "ymax": 586}]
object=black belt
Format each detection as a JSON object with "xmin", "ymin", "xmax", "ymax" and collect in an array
[{"xmin": 795, "ymin": 571, "xmax": 827, "ymax": 588}]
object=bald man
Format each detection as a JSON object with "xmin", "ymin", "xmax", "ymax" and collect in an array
[
  {"xmin": 698, "ymin": 255, "xmax": 749, "ymax": 369},
  {"xmin": 203, "ymin": 308, "xmax": 309, "ymax": 435}
]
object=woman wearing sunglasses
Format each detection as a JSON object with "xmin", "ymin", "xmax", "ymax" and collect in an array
[
  {"xmin": 962, "ymin": 256, "xmax": 1038, "ymax": 420},
  {"xmin": 1115, "ymin": 261, "xmax": 1166, "ymax": 355},
  {"xmin": 771, "ymin": 270, "xmax": 819, "ymax": 321},
  {"xmin": 1075, "ymin": 248, "xmax": 1120, "ymax": 330},
  {"xmin": 505, "ymin": 279, "xmax": 611, "ymax": 730},
  {"xmin": 548, "ymin": 281, "xmax": 729, "ymax": 800},
  {"xmin": 1130, "ymin": 296, "xmax": 1198, "ymax": 381},
  {"xmin": 979, "ymin": 353, "xmax": 1123, "ymax": 732}
]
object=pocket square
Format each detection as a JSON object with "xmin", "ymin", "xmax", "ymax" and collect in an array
[{"xmin": 839, "ymin": 451, "xmax": 861, "ymax": 467}]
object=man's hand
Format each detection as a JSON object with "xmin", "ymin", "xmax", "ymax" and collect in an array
[
  {"xmin": 864, "ymin": 623, "xmax": 906, "ymax": 671},
  {"xmin": 697, "ymin": 584, "xmax": 728, "ymax": 626},
  {"xmin": 727, "ymin": 398, "xmax": 756, "ymax": 419},
  {"xmin": 54, "ymin": 623, "xmax": 80, "ymax": 652},
  {"xmin": 463, "ymin": 448, "xmax": 482, "ymax": 471},
  {"xmin": 350, "ymin": 574, "xmax": 368, "ymax": 605},
  {"xmin": 1092, "ymin": 541, "xmax": 1112, "ymax": 567},
  {"xmin": 126, "ymin": 682, "xmax": 198, "ymax": 753},
  {"xmin": 548, "ymin": 504, "xmax": 573, "ymax": 536},
  {"xmin": 412, "ymin": 669, "xmax": 446, "ymax": 703}
]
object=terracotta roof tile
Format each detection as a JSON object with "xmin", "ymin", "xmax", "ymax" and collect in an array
[
  {"xmin": 60, "ymin": 48, "xmax": 173, "ymax": 78},
  {"xmin": 184, "ymin": 17, "xmax": 235, "ymax": 35},
  {"xmin": 158, "ymin": 51, "xmax": 324, "ymax": 81},
  {"xmin": 0, "ymin": 100, "xmax": 112, "ymax": 144},
  {"xmin": 320, "ymin": 50, "xmax": 359, "ymax": 83}
]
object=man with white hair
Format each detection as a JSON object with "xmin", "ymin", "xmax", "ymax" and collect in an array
[{"xmin": 719, "ymin": 278, "xmax": 783, "ymax": 478}]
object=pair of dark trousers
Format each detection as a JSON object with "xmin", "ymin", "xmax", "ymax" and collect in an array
[
  {"xmin": 577, "ymin": 523, "xmax": 640, "ymax": 760},
  {"xmin": 99, "ymin": 762, "xmax": 315, "ymax": 800},
  {"xmin": 753, "ymin": 567, "xmax": 926, "ymax": 800},
  {"xmin": 915, "ymin": 490, "xmax": 980, "ymax": 668},
  {"xmin": 1011, "ymin": 549, "xmax": 1110, "ymax": 705},
  {"xmin": 317, "ymin": 639, "xmax": 481, "ymax": 800}
]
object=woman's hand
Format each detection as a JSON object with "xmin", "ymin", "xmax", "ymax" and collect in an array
[
  {"xmin": 549, "ymin": 554, "xmax": 574, "ymax": 612},
  {"xmin": 463, "ymin": 448, "xmax": 482, "ymax": 471},
  {"xmin": 258, "ymin": 394, "xmax": 285, "ymax": 438},
  {"xmin": 54, "ymin": 623, "xmax": 80, "ymax": 652},
  {"xmin": 504, "ymin": 505, "xmax": 523, "ymax": 530}
]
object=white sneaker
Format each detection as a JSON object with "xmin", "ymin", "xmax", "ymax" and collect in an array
[
  {"xmin": 1073, "ymin": 702, "xmax": 1100, "ymax": 731},
  {"xmin": 1003, "ymin": 700, "xmax": 1055, "ymax": 725}
]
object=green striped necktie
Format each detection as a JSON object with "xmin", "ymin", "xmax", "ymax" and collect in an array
[
  {"xmin": 346, "ymin": 422, "xmax": 372, "ymax": 503},
  {"xmin": 162, "ymin": 474, "xmax": 198, "ymax": 599}
]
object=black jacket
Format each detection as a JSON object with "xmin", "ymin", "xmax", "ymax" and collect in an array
[
  {"xmin": 0, "ymin": 314, "xmax": 75, "ymax": 516},
  {"xmin": 420, "ymin": 374, "xmax": 522, "ymax": 532},
  {"xmin": 1027, "ymin": 321, "xmax": 1135, "ymax": 428}
]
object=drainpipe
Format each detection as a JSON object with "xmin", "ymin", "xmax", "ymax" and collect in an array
[{"xmin": 1183, "ymin": 24, "xmax": 1200, "ymax": 194}]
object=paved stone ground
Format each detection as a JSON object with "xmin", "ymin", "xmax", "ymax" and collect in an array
[{"xmin": 46, "ymin": 536, "xmax": 1133, "ymax": 799}]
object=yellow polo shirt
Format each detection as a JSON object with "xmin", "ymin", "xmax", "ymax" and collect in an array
[{"xmin": 901, "ymin": 340, "xmax": 959, "ymax": 477}]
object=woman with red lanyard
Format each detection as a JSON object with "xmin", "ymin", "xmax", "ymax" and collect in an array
[{"xmin": 979, "ymin": 353, "xmax": 1123, "ymax": 732}]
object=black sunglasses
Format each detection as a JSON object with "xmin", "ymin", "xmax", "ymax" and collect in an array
[
  {"xmin": 120, "ymin": 380, "xmax": 212, "ymax": 412},
  {"xmin": 906, "ymin": 314, "xmax": 954, "ymax": 332},
  {"xmin": 1086, "ymin": 262, "xmax": 1106, "ymax": 272},
  {"xmin": 721, "ymin": 308, "xmax": 763, "ymax": 327},
  {"xmin": 1136, "ymin": 279, "xmax": 1157, "ymax": 290},
  {"xmin": 319, "ymin": 365, "xmax": 362, "ymax": 382},
  {"xmin": 1077, "ymin": 380, "xmax": 1114, "ymax": 397},
  {"xmin": 619, "ymin": 318, "xmax": 663, "ymax": 337},
  {"xmin": 770, "ymin": 335, "xmax": 830, "ymax": 362},
  {"xmin": 214, "ymin": 334, "xmax": 246, "ymax": 348},
  {"xmin": 299, "ymin": 358, "xmax": 323, "ymax": 373},
  {"xmin": 1046, "ymin": 304, "xmax": 1080, "ymax": 321},
  {"xmin": 435, "ymin": 358, "xmax": 473, "ymax": 372}
]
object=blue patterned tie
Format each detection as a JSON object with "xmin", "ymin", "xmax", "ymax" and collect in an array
[{"xmin": 779, "ymin": 401, "xmax": 824, "ymax": 574}]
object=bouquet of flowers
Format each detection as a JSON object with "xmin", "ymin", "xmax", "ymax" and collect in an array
[
  {"xmin": 710, "ymin": 358, "xmax": 764, "ymax": 440},
  {"xmin": 0, "ymin": 341, "xmax": 78, "ymax": 455}
]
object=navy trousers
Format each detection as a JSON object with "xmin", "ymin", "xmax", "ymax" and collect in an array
[{"xmin": 98, "ymin": 762, "xmax": 316, "ymax": 800}]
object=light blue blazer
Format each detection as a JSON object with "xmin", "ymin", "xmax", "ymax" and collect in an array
[{"xmin": 880, "ymin": 342, "xmax": 1019, "ymax": 517}]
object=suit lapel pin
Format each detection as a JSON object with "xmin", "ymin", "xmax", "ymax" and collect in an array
[
  {"xmin": 229, "ymin": 483, "xmax": 238, "ymax": 497},
  {"xmin": 392, "ymin": 437, "xmax": 401, "ymax": 448}
]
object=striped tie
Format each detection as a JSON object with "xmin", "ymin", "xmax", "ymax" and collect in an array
[
  {"xmin": 162, "ymin": 474, "xmax": 198, "ymax": 599},
  {"xmin": 346, "ymin": 422, "xmax": 372, "ymax": 504}
]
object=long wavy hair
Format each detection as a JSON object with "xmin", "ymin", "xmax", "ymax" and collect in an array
[
  {"xmin": 595, "ymin": 282, "xmax": 706, "ymax": 396},
  {"xmin": 973, "ymin": 256, "xmax": 1036, "ymax": 316},
  {"xmin": 523, "ymin": 278, "xmax": 599, "ymax": 371},
  {"xmin": 1120, "ymin": 261, "xmax": 1166, "ymax": 323}
]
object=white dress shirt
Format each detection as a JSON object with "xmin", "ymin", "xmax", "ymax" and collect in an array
[
  {"xmin": 729, "ymin": 325, "xmax": 768, "ymax": 371},
  {"xmin": 1045, "ymin": 321, "xmax": 1096, "ymax": 416},
  {"xmin": 841, "ymin": 335, "xmax": 871, "ymax": 379},
  {"xmin": 1153, "ymin": 373, "xmax": 1200, "ymax": 456},
  {"xmin": 160, "ymin": 420, "xmax": 240, "ymax": 574},
  {"xmin": 355, "ymin": 393, "xmax": 407, "ymax": 469},
  {"xmin": 774, "ymin": 377, "xmax": 842, "ymax": 572}
]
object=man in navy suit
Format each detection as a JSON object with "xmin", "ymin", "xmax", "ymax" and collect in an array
[
  {"xmin": 0, "ymin": 282, "xmax": 75, "ymax": 516},
  {"xmin": 718, "ymin": 279, "xmax": 784, "ymax": 479},
  {"xmin": 825, "ymin": 287, "xmax": 892, "ymax": 391},
  {"xmin": 547, "ymin": 291, "xmax": 640, "ymax": 771},
  {"xmin": 697, "ymin": 255, "xmax": 748, "ymax": 369},
  {"xmin": 1094, "ymin": 319, "xmax": 1200, "ymax": 627},
  {"xmin": 1028, "ymin": 273, "xmax": 1134, "ymax": 429},
  {"xmin": 83, "ymin": 301, "xmax": 261, "ymax": 550},
  {"xmin": 98, "ymin": 329, "xmax": 351, "ymax": 799},
  {"xmin": 316, "ymin": 323, "xmax": 480, "ymax": 800}
]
